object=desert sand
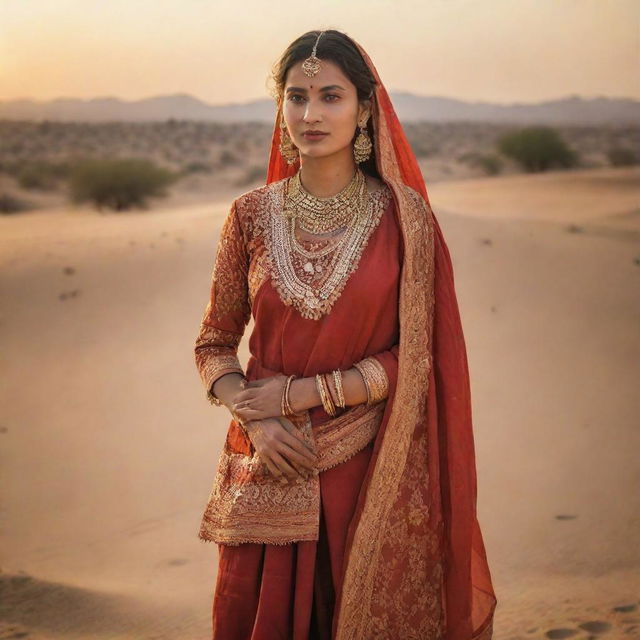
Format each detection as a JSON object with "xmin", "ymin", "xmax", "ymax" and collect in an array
[{"xmin": 1, "ymin": 166, "xmax": 639, "ymax": 639}]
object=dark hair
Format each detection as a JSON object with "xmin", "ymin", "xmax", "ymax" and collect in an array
[{"xmin": 268, "ymin": 30, "xmax": 380, "ymax": 178}]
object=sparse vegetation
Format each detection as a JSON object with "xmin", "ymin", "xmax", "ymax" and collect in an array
[
  {"xmin": 607, "ymin": 146, "xmax": 637, "ymax": 167},
  {"xmin": 68, "ymin": 157, "xmax": 177, "ymax": 211},
  {"xmin": 219, "ymin": 149, "xmax": 240, "ymax": 167},
  {"xmin": 0, "ymin": 120, "xmax": 637, "ymax": 213},
  {"xmin": 235, "ymin": 164, "xmax": 267, "ymax": 187},
  {"xmin": 0, "ymin": 192, "xmax": 32, "ymax": 214},
  {"xmin": 458, "ymin": 151, "xmax": 504, "ymax": 175},
  {"xmin": 182, "ymin": 160, "xmax": 213, "ymax": 174},
  {"xmin": 497, "ymin": 126, "xmax": 579, "ymax": 172},
  {"xmin": 16, "ymin": 160, "xmax": 70, "ymax": 190}
]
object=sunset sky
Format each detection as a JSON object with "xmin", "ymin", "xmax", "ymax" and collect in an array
[{"xmin": 1, "ymin": 0, "xmax": 638, "ymax": 105}]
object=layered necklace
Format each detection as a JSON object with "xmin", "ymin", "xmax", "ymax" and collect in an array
[
  {"xmin": 267, "ymin": 167, "xmax": 390, "ymax": 320},
  {"xmin": 284, "ymin": 166, "xmax": 369, "ymax": 234}
]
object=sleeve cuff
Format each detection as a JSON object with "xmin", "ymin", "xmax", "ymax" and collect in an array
[{"xmin": 201, "ymin": 356, "xmax": 245, "ymax": 406}]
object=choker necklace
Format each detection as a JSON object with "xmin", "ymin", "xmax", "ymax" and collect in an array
[{"xmin": 284, "ymin": 167, "xmax": 370, "ymax": 235}]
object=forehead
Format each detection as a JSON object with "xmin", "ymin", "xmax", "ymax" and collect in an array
[{"xmin": 284, "ymin": 58, "xmax": 353, "ymax": 90}]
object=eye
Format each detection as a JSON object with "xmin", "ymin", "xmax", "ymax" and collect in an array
[
  {"xmin": 324, "ymin": 94, "xmax": 340, "ymax": 102},
  {"xmin": 288, "ymin": 94, "xmax": 305, "ymax": 103}
]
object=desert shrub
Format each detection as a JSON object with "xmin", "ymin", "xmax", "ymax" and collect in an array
[
  {"xmin": 219, "ymin": 149, "xmax": 240, "ymax": 167},
  {"xmin": 409, "ymin": 139, "xmax": 440, "ymax": 158},
  {"xmin": 183, "ymin": 161, "xmax": 213, "ymax": 174},
  {"xmin": 16, "ymin": 160, "xmax": 69, "ymax": 190},
  {"xmin": 68, "ymin": 157, "xmax": 177, "ymax": 211},
  {"xmin": 235, "ymin": 165, "xmax": 267, "ymax": 187},
  {"xmin": 0, "ymin": 192, "xmax": 31, "ymax": 214},
  {"xmin": 607, "ymin": 146, "xmax": 637, "ymax": 167},
  {"xmin": 497, "ymin": 126, "xmax": 578, "ymax": 172},
  {"xmin": 458, "ymin": 151, "xmax": 503, "ymax": 175}
]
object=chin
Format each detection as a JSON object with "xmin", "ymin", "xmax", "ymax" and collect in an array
[{"xmin": 299, "ymin": 144, "xmax": 348, "ymax": 161}]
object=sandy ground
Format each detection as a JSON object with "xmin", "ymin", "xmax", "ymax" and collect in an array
[{"xmin": 1, "ymin": 166, "xmax": 639, "ymax": 639}]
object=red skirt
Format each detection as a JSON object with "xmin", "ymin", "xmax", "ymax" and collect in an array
[{"xmin": 210, "ymin": 441, "xmax": 374, "ymax": 640}]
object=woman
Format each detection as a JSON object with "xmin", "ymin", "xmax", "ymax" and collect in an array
[{"xmin": 194, "ymin": 29, "xmax": 497, "ymax": 640}]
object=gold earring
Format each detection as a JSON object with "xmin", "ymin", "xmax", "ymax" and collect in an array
[
  {"xmin": 353, "ymin": 116, "xmax": 372, "ymax": 164},
  {"xmin": 279, "ymin": 117, "xmax": 299, "ymax": 165}
]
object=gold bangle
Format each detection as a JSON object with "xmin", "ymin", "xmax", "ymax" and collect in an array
[
  {"xmin": 315, "ymin": 373, "xmax": 330, "ymax": 415},
  {"xmin": 323, "ymin": 372, "xmax": 336, "ymax": 408},
  {"xmin": 331, "ymin": 369, "xmax": 346, "ymax": 408},
  {"xmin": 315, "ymin": 373, "xmax": 337, "ymax": 417},
  {"xmin": 281, "ymin": 374, "xmax": 297, "ymax": 416},
  {"xmin": 353, "ymin": 357, "xmax": 388, "ymax": 405},
  {"xmin": 322, "ymin": 372, "xmax": 337, "ymax": 416}
]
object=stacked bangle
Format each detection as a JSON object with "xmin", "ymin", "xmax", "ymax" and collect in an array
[
  {"xmin": 281, "ymin": 374, "xmax": 298, "ymax": 416},
  {"xmin": 353, "ymin": 357, "xmax": 388, "ymax": 405},
  {"xmin": 331, "ymin": 369, "xmax": 346, "ymax": 409},
  {"xmin": 315, "ymin": 373, "xmax": 337, "ymax": 417}
]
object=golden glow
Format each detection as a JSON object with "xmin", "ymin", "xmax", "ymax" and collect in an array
[{"xmin": 0, "ymin": 0, "xmax": 637, "ymax": 104}]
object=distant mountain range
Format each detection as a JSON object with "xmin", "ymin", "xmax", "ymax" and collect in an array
[{"xmin": 1, "ymin": 92, "xmax": 637, "ymax": 125}]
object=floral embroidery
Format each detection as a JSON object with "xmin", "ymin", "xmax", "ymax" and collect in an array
[
  {"xmin": 334, "ymin": 166, "xmax": 443, "ymax": 637},
  {"xmin": 209, "ymin": 202, "xmax": 252, "ymax": 320},
  {"xmin": 194, "ymin": 325, "xmax": 244, "ymax": 405},
  {"xmin": 247, "ymin": 249, "xmax": 270, "ymax": 308},
  {"xmin": 193, "ymin": 201, "xmax": 252, "ymax": 405},
  {"xmin": 198, "ymin": 402, "xmax": 386, "ymax": 545}
]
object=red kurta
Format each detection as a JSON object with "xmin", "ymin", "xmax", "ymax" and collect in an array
[{"xmin": 195, "ymin": 182, "xmax": 402, "ymax": 638}]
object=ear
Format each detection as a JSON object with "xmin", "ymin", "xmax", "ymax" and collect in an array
[{"xmin": 358, "ymin": 99, "xmax": 372, "ymax": 124}]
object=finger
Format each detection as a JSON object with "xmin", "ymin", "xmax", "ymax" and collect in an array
[
  {"xmin": 277, "ymin": 442, "xmax": 315, "ymax": 475},
  {"xmin": 278, "ymin": 416, "xmax": 296, "ymax": 431},
  {"xmin": 290, "ymin": 427, "xmax": 317, "ymax": 454},
  {"xmin": 270, "ymin": 451, "xmax": 300, "ymax": 481},
  {"xmin": 244, "ymin": 378, "xmax": 267, "ymax": 389},
  {"xmin": 235, "ymin": 407, "xmax": 272, "ymax": 423},
  {"xmin": 275, "ymin": 439, "xmax": 313, "ymax": 476},
  {"xmin": 232, "ymin": 389, "xmax": 259, "ymax": 404},
  {"xmin": 278, "ymin": 418, "xmax": 317, "ymax": 456},
  {"xmin": 232, "ymin": 398, "xmax": 260, "ymax": 415},
  {"xmin": 280, "ymin": 430, "xmax": 318, "ymax": 464},
  {"xmin": 261, "ymin": 455, "xmax": 285, "ymax": 482}
]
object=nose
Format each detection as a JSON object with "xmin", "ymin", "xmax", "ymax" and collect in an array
[{"xmin": 303, "ymin": 98, "xmax": 322, "ymax": 124}]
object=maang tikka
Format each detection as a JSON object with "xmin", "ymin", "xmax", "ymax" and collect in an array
[{"xmin": 302, "ymin": 30, "xmax": 325, "ymax": 77}]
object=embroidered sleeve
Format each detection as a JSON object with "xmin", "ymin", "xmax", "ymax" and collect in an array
[
  {"xmin": 194, "ymin": 200, "xmax": 251, "ymax": 406},
  {"xmin": 353, "ymin": 343, "xmax": 399, "ymax": 404}
]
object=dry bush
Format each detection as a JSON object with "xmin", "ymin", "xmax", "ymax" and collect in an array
[{"xmin": 68, "ymin": 157, "xmax": 177, "ymax": 211}]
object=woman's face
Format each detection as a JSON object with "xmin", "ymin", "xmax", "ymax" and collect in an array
[{"xmin": 282, "ymin": 58, "xmax": 370, "ymax": 163}]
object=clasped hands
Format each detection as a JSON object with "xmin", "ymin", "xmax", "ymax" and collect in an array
[{"xmin": 230, "ymin": 374, "xmax": 318, "ymax": 484}]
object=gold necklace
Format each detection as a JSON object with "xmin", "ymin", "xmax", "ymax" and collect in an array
[
  {"xmin": 268, "ymin": 182, "xmax": 391, "ymax": 319},
  {"xmin": 290, "ymin": 214, "xmax": 354, "ymax": 261},
  {"xmin": 284, "ymin": 167, "xmax": 368, "ymax": 234}
]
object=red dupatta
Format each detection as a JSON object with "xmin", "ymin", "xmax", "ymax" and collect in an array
[{"xmin": 265, "ymin": 35, "xmax": 497, "ymax": 640}]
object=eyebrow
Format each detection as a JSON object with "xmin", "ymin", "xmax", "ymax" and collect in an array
[{"xmin": 285, "ymin": 85, "xmax": 346, "ymax": 94}]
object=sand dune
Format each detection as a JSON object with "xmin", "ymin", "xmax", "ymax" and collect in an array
[
  {"xmin": 428, "ymin": 166, "xmax": 640, "ymax": 223},
  {"xmin": 1, "ymin": 166, "xmax": 638, "ymax": 639}
]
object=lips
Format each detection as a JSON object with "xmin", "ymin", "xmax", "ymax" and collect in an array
[{"xmin": 303, "ymin": 131, "xmax": 328, "ymax": 139}]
